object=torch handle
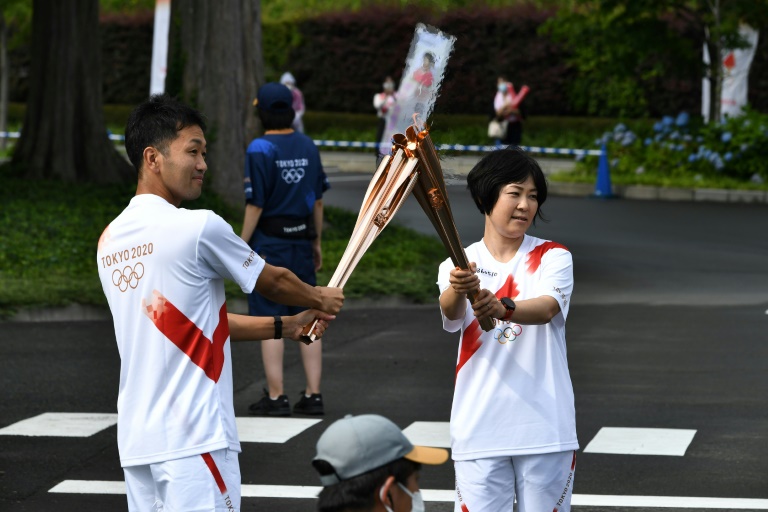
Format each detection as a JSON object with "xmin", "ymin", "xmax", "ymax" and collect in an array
[{"xmin": 466, "ymin": 289, "xmax": 496, "ymax": 332}]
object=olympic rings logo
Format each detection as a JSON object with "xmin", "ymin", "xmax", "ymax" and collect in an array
[
  {"xmin": 493, "ymin": 324, "xmax": 522, "ymax": 344},
  {"xmin": 112, "ymin": 263, "xmax": 144, "ymax": 292},
  {"xmin": 282, "ymin": 168, "xmax": 305, "ymax": 184}
]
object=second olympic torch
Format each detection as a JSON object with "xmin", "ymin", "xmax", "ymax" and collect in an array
[{"xmin": 301, "ymin": 23, "xmax": 495, "ymax": 340}]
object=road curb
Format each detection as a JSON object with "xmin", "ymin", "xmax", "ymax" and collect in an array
[
  {"xmin": 547, "ymin": 181, "xmax": 768, "ymax": 204},
  {"xmin": 2, "ymin": 297, "xmax": 434, "ymax": 323}
]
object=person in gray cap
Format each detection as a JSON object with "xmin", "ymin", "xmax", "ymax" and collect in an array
[{"xmin": 313, "ymin": 414, "xmax": 449, "ymax": 512}]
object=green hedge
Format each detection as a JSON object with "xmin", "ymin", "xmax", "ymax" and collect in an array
[{"xmin": 5, "ymin": 8, "xmax": 767, "ymax": 117}]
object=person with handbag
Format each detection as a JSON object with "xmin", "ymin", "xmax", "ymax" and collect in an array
[{"xmin": 490, "ymin": 76, "xmax": 529, "ymax": 146}]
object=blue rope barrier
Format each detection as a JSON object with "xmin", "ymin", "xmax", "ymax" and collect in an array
[
  {"xmin": 0, "ymin": 131, "xmax": 127, "ymax": 141},
  {"xmin": 312, "ymin": 139, "xmax": 602, "ymax": 157},
  {"xmin": 0, "ymin": 131, "xmax": 602, "ymax": 157}
]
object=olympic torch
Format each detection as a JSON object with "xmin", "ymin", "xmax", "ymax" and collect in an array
[{"xmin": 404, "ymin": 124, "xmax": 495, "ymax": 332}]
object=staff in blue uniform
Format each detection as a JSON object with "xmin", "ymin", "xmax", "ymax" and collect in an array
[{"xmin": 241, "ymin": 82, "xmax": 330, "ymax": 417}]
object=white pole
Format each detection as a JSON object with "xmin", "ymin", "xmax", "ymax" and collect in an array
[{"xmin": 149, "ymin": 0, "xmax": 171, "ymax": 95}]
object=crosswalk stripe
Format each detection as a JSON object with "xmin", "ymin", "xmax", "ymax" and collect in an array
[
  {"xmin": 402, "ymin": 421, "xmax": 451, "ymax": 448},
  {"xmin": 0, "ymin": 414, "xmax": 321, "ymax": 443},
  {"xmin": 0, "ymin": 414, "xmax": 703, "ymax": 459},
  {"xmin": 0, "ymin": 413, "xmax": 118, "ymax": 437},
  {"xmin": 584, "ymin": 427, "xmax": 697, "ymax": 456},
  {"xmin": 235, "ymin": 417, "xmax": 322, "ymax": 443},
  {"xmin": 48, "ymin": 480, "xmax": 768, "ymax": 508},
  {"xmin": 571, "ymin": 494, "xmax": 768, "ymax": 509}
]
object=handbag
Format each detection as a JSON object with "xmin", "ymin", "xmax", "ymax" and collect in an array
[{"xmin": 488, "ymin": 118, "xmax": 508, "ymax": 139}]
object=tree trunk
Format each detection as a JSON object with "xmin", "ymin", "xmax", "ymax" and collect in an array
[
  {"xmin": 171, "ymin": 0, "xmax": 264, "ymax": 209},
  {"xmin": 0, "ymin": 12, "xmax": 8, "ymax": 153},
  {"xmin": 12, "ymin": 0, "xmax": 132, "ymax": 182},
  {"xmin": 707, "ymin": 40, "xmax": 722, "ymax": 124},
  {"xmin": 707, "ymin": 0, "xmax": 722, "ymax": 124}
]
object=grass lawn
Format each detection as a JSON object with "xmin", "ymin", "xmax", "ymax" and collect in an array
[{"xmin": 0, "ymin": 167, "xmax": 445, "ymax": 318}]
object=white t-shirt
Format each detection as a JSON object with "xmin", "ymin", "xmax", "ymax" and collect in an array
[
  {"xmin": 97, "ymin": 194, "xmax": 264, "ymax": 467},
  {"xmin": 437, "ymin": 235, "xmax": 578, "ymax": 460}
]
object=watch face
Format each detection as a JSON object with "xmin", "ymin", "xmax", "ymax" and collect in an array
[{"xmin": 501, "ymin": 297, "xmax": 516, "ymax": 310}]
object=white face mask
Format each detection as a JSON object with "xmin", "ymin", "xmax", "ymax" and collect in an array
[{"xmin": 380, "ymin": 482, "xmax": 425, "ymax": 512}]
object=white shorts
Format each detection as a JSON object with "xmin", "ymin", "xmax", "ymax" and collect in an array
[
  {"xmin": 454, "ymin": 450, "xmax": 576, "ymax": 512},
  {"xmin": 124, "ymin": 448, "xmax": 241, "ymax": 512}
]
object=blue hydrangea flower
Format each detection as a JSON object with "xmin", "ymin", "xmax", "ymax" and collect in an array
[
  {"xmin": 644, "ymin": 137, "xmax": 653, "ymax": 146},
  {"xmin": 621, "ymin": 133, "xmax": 636, "ymax": 146},
  {"xmin": 721, "ymin": 132, "xmax": 732, "ymax": 143},
  {"xmin": 675, "ymin": 112, "xmax": 690, "ymax": 126}
]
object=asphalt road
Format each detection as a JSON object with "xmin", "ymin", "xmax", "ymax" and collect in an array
[{"xmin": 1, "ymin": 169, "xmax": 767, "ymax": 511}]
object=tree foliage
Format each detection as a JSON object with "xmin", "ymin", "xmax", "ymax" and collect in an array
[
  {"xmin": 262, "ymin": 0, "xmax": 564, "ymax": 21},
  {"xmin": 543, "ymin": 0, "xmax": 768, "ymax": 118}
]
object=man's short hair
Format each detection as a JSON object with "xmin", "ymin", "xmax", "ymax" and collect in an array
[
  {"xmin": 466, "ymin": 147, "xmax": 548, "ymax": 223},
  {"xmin": 124, "ymin": 94, "xmax": 206, "ymax": 174},
  {"xmin": 257, "ymin": 107, "xmax": 296, "ymax": 131},
  {"xmin": 314, "ymin": 458, "xmax": 420, "ymax": 512},
  {"xmin": 254, "ymin": 82, "xmax": 295, "ymax": 131}
]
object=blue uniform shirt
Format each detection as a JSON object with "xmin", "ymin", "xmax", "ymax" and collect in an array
[{"xmin": 243, "ymin": 132, "xmax": 329, "ymax": 247}]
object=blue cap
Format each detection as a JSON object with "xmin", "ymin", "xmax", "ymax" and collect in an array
[{"xmin": 255, "ymin": 82, "xmax": 293, "ymax": 113}]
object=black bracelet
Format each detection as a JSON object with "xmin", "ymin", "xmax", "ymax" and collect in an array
[{"xmin": 273, "ymin": 315, "xmax": 283, "ymax": 339}]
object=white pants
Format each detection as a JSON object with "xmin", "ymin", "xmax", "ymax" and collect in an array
[
  {"xmin": 124, "ymin": 448, "xmax": 241, "ymax": 512},
  {"xmin": 454, "ymin": 450, "xmax": 576, "ymax": 512}
]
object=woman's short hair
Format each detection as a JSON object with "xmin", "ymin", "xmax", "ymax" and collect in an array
[{"xmin": 465, "ymin": 147, "xmax": 548, "ymax": 223}]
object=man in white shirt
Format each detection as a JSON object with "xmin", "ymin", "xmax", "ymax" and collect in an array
[
  {"xmin": 97, "ymin": 95, "xmax": 344, "ymax": 511},
  {"xmin": 437, "ymin": 148, "xmax": 578, "ymax": 512}
]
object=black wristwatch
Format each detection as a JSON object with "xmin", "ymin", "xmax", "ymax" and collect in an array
[
  {"xmin": 500, "ymin": 297, "xmax": 516, "ymax": 321},
  {"xmin": 273, "ymin": 315, "xmax": 283, "ymax": 339}
]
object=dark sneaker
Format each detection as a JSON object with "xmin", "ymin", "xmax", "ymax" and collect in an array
[
  {"xmin": 293, "ymin": 391, "xmax": 324, "ymax": 415},
  {"xmin": 248, "ymin": 389, "xmax": 290, "ymax": 416}
]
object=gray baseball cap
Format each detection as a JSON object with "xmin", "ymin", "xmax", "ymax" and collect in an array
[{"xmin": 312, "ymin": 414, "xmax": 449, "ymax": 486}]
